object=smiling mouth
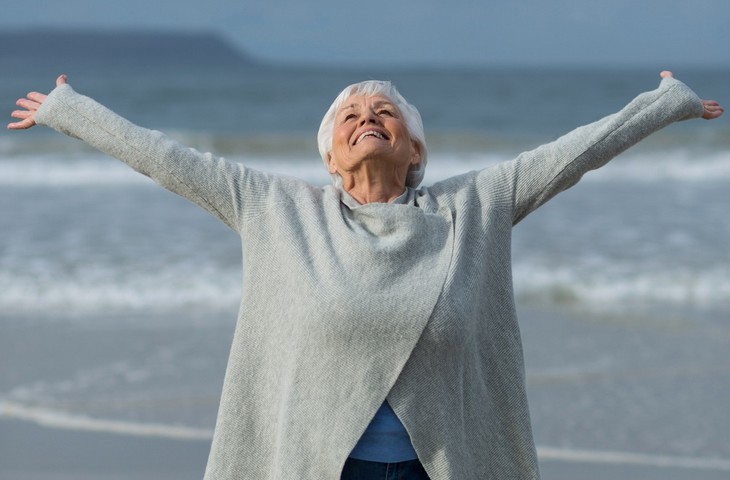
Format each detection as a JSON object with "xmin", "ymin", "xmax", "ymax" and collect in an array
[{"xmin": 355, "ymin": 130, "xmax": 389, "ymax": 145}]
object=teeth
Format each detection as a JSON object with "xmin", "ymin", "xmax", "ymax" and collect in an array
[{"xmin": 356, "ymin": 130, "xmax": 386, "ymax": 144}]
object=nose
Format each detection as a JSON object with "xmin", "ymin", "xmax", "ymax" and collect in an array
[{"xmin": 359, "ymin": 109, "xmax": 382, "ymax": 126}]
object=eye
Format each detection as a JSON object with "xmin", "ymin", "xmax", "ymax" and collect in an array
[
  {"xmin": 343, "ymin": 113, "xmax": 356, "ymax": 122},
  {"xmin": 378, "ymin": 109, "xmax": 394, "ymax": 117}
]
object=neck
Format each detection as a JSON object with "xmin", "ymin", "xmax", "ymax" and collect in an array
[{"xmin": 340, "ymin": 168, "xmax": 407, "ymax": 204}]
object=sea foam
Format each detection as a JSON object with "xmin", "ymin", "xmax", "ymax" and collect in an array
[
  {"xmin": 0, "ymin": 401, "xmax": 213, "ymax": 440},
  {"xmin": 2, "ymin": 143, "xmax": 729, "ymax": 187}
]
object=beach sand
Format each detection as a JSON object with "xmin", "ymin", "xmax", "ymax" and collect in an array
[
  {"xmin": 2, "ymin": 307, "xmax": 729, "ymax": 479},
  {"xmin": 3, "ymin": 417, "xmax": 730, "ymax": 480}
]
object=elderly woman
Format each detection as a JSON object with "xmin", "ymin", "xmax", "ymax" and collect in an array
[{"xmin": 8, "ymin": 72, "xmax": 723, "ymax": 479}]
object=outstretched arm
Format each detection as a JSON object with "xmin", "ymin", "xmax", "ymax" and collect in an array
[
  {"xmin": 7, "ymin": 75, "xmax": 281, "ymax": 232},
  {"xmin": 482, "ymin": 71, "xmax": 722, "ymax": 225}
]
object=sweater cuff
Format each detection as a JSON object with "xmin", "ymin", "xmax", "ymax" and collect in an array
[
  {"xmin": 35, "ymin": 84, "xmax": 82, "ymax": 139},
  {"xmin": 659, "ymin": 76, "xmax": 705, "ymax": 121}
]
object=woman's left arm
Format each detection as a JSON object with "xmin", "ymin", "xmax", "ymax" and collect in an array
[{"xmin": 487, "ymin": 71, "xmax": 722, "ymax": 225}]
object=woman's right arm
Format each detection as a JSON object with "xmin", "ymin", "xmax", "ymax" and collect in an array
[{"xmin": 8, "ymin": 75, "xmax": 269, "ymax": 232}]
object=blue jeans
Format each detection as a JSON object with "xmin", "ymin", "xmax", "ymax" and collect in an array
[{"xmin": 341, "ymin": 458, "xmax": 431, "ymax": 480}]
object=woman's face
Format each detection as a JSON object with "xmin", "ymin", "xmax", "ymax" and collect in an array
[{"xmin": 327, "ymin": 94, "xmax": 420, "ymax": 180}]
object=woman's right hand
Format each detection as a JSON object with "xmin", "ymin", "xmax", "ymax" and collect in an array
[{"xmin": 7, "ymin": 74, "xmax": 68, "ymax": 130}]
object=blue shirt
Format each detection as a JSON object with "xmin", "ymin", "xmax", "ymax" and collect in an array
[{"xmin": 349, "ymin": 401, "xmax": 419, "ymax": 462}]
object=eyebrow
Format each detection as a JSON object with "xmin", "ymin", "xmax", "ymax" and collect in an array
[
  {"xmin": 372, "ymin": 100, "xmax": 395, "ymax": 108},
  {"xmin": 338, "ymin": 100, "xmax": 397, "ymax": 115}
]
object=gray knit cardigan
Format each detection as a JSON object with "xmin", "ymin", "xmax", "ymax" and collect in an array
[{"xmin": 35, "ymin": 77, "xmax": 703, "ymax": 479}]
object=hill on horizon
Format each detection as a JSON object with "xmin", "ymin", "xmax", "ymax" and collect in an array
[{"xmin": 2, "ymin": 30, "xmax": 260, "ymax": 72}]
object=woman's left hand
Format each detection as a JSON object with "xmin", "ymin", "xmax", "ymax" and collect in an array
[
  {"xmin": 661, "ymin": 70, "xmax": 724, "ymax": 120},
  {"xmin": 701, "ymin": 100, "xmax": 724, "ymax": 120}
]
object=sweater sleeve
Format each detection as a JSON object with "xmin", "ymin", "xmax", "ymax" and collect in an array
[
  {"xmin": 477, "ymin": 77, "xmax": 704, "ymax": 225},
  {"xmin": 34, "ymin": 84, "xmax": 274, "ymax": 232}
]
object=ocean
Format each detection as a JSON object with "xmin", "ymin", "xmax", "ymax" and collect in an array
[{"xmin": 1, "ymin": 64, "xmax": 729, "ymax": 475}]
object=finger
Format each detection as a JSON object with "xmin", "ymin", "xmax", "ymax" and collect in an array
[
  {"xmin": 10, "ymin": 109, "xmax": 32, "ymax": 120},
  {"xmin": 15, "ymin": 98, "xmax": 42, "ymax": 111},
  {"xmin": 703, "ymin": 104, "xmax": 723, "ymax": 112},
  {"xmin": 27, "ymin": 91, "xmax": 48, "ymax": 103},
  {"xmin": 7, "ymin": 117, "xmax": 36, "ymax": 130},
  {"xmin": 660, "ymin": 70, "xmax": 673, "ymax": 79},
  {"xmin": 702, "ymin": 100, "xmax": 724, "ymax": 110},
  {"xmin": 56, "ymin": 74, "xmax": 68, "ymax": 86}
]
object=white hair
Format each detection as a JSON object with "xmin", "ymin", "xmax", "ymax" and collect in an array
[{"xmin": 317, "ymin": 80, "xmax": 428, "ymax": 189}]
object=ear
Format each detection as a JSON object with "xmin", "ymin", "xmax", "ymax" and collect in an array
[
  {"xmin": 410, "ymin": 140, "xmax": 422, "ymax": 167},
  {"xmin": 326, "ymin": 152, "xmax": 338, "ymax": 174}
]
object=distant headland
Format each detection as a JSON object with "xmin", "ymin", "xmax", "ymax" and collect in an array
[{"xmin": 1, "ymin": 30, "xmax": 260, "ymax": 72}]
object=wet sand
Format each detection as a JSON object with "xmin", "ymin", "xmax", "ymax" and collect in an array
[{"xmin": 0, "ymin": 418, "xmax": 209, "ymax": 480}]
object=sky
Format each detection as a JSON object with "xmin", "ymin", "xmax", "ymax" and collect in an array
[{"xmin": 3, "ymin": 0, "xmax": 729, "ymax": 68}]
